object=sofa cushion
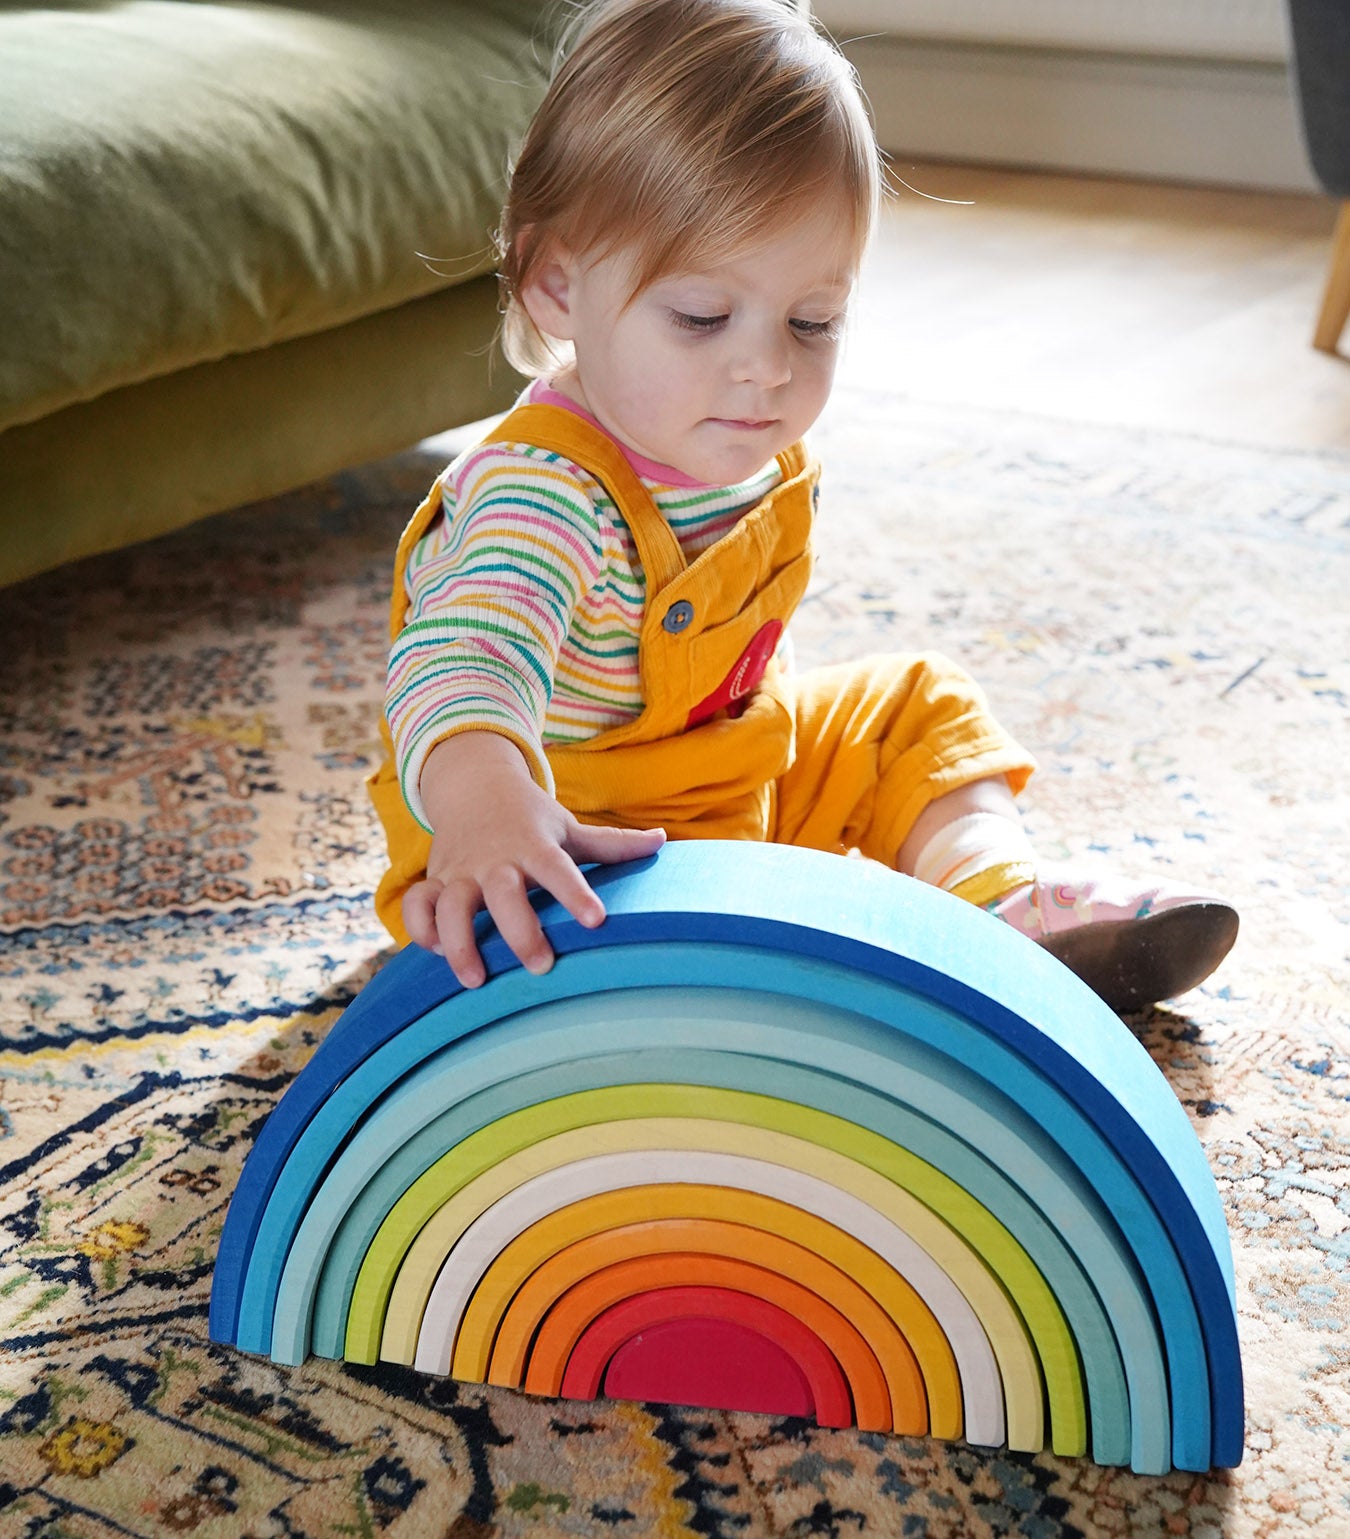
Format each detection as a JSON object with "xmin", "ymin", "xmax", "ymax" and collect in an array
[
  {"xmin": 2, "ymin": 278, "xmax": 521, "ymax": 589},
  {"xmin": 0, "ymin": 0, "xmax": 553, "ymax": 433}
]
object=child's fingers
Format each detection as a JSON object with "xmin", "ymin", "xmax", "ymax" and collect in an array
[
  {"xmin": 418, "ymin": 824, "xmax": 665, "ymax": 987},
  {"xmin": 402, "ymin": 879, "xmax": 444, "ymax": 953},
  {"xmin": 531, "ymin": 844, "xmax": 609, "ymax": 929},
  {"xmin": 433, "ymin": 880, "xmax": 489, "ymax": 989},
  {"xmin": 480, "ymin": 865, "xmax": 556, "ymax": 977},
  {"xmin": 533, "ymin": 825, "xmax": 665, "ymax": 935},
  {"xmin": 565, "ymin": 821, "xmax": 666, "ymax": 868}
]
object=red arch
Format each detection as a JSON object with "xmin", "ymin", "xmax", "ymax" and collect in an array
[{"xmin": 559, "ymin": 1285, "xmax": 854, "ymax": 1427}]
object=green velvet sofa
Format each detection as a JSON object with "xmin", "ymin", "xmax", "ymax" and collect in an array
[{"xmin": 1, "ymin": 0, "xmax": 557, "ymax": 588}]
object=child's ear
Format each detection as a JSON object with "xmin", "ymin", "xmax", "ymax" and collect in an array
[{"xmin": 519, "ymin": 240, "xmax": 577, "ymax": 341}]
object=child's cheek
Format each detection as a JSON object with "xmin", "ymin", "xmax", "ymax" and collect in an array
[{"xmin": 632, "ymin": 353, "xmax": 696, "ymax": 423}]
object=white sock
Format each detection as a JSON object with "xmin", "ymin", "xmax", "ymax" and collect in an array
[{"xmin": 909, "ymin": 811, "xmax": 1037, "ymax": 908}]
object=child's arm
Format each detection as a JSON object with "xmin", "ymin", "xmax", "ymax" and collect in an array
[{"xmin": 402, "ymin": 730, "xmax": 665, "ymax": 989}]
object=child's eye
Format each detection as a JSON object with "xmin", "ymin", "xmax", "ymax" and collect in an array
[
  {"xmin": 670, "ymin": 310, "xmax": 728, "ymax": 333},
  {"xmin": 790, "ymin": 317, "xmax": 842, "ymax": 340}
]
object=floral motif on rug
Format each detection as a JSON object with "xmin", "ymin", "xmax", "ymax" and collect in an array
[{"xmin": 1, "ymin": 390, "xmax": 1346, "ymax": 1538}]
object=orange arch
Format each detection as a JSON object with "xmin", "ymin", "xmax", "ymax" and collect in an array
[
  {"xmin": 481, "ymin": 1216, "xmax": 927, "ymax": 1434},
  {"xmin": 463, "ymin": 1182, "xmax": 959, "ymax": 1437},
  {"xmin": 524, "ymin": 1252, "xmax": 893, "ymax": 1431}
]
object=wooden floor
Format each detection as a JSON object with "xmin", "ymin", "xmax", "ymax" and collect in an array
[{"xmin": 838, "ymin": 162, "xmax": 1349, "ymax": 451}]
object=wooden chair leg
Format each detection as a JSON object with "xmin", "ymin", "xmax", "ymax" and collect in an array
[{"xmin": 1313, "ymin": 200, "xmax": 1350, "ymax": 354}]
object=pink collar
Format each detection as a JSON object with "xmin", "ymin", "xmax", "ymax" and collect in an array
[{"xmin": 524, "ymin": 379, "xmax": 715, "ymax": 489}]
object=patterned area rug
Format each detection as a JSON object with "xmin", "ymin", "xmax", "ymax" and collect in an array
[{"xmin": 1, "ymin": 387, "xmax": 1347, "ymax": 1539}]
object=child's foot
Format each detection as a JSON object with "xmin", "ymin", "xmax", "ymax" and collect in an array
[{"xmin": 988, "ymin": 867, "xmax": 1240, "ymax": 1013}]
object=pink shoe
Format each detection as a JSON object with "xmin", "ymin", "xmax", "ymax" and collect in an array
[{"xmin": 989, "ymin": 867, "xmax": 1239, "ymax": 1013}]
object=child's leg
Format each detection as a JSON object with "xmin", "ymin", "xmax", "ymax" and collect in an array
[
  {"xmin": 769, "ymin": 651, "xmax": 1036, "ymax": 863},
  {"xmin": 897, "ymin": 774, "xmax": 1239, "ymax": 1012},
  {"xmin": 896, "ymin": 772, "xmax": 1036, "ymax": 905},
  {"xmin": 774, "ymin": 654, "xmax": 1238, "ymax": 1012}
]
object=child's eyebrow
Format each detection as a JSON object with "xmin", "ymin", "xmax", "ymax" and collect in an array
[
  {"xmin": 654, "ymin": 274, "xmax": 854, "ymax": 310},
  {"xmin": 660, "ymin": 269, "xmax": 854, "ymax": 292},
  {"xmin": 797, "ymin": 281, "xmax": 854, "ymax": 305}
]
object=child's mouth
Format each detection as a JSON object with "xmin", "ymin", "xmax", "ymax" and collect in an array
[{"xmin": 711, "ymin": 417, "xmax": 776, "ymax": 431}]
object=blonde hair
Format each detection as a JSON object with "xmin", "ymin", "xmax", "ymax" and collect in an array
[{"xmin": 498, "ymin": 0, "xmax": 880, "ymax": 374}]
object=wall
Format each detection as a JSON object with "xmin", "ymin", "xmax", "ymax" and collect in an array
[{"xmin": 815, "ymin": 0, "xmax": 1317, "ymax": 190}]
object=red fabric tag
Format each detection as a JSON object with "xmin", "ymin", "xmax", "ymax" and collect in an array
[{"xmin": 686, "ymin": 620, "xmax": 784, "ymax": 729}]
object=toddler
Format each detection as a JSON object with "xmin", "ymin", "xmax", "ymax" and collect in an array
[{"xmin": 369, "ymin": 0, "xmax": 1238, "ymax": 1013}]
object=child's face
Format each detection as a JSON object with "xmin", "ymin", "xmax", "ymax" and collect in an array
[{"xmin": 523, "ymin": 208, "xmax": 856, "ymax": 484}]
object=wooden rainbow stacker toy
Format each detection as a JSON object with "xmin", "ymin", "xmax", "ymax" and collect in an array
[{"xmin": 209, "ymin": 841, "xmax": 1243, "ymax": 1474}]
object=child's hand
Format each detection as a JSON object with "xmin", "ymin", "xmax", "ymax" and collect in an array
[{"xmin": 402, "ymin": 732, "xmax": 665, "ymax": 988}]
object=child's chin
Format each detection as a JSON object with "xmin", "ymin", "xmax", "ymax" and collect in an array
[{"xmin": 693, "ymin": 435, "xmax": 786, "ymax": 484}]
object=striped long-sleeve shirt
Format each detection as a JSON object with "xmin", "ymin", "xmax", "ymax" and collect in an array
[{"xmin": 387, "ymin": 385, "xmax": 784, "ymax": 830}]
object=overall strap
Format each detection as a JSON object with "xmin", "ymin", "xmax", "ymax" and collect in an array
[
  {"xmin": 482, "ymin": 403, "xmax": 688, "ymax": 594},
  {"xmin": 483, "ymin": 402, "xmax": 808, "ymax": 595}
]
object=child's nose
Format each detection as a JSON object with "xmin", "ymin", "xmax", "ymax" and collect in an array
[{"xmin": 733, "ymin": 329, "xmax": 792, "ymax": 388}]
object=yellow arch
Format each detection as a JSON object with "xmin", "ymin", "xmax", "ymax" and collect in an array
[
  {"xmin": 379, "ymin": 1133, "xmax": 1011, "ymax": 1444},
  {"xmin": 345, "ymin": 1084, "xmax": 1079, "ymax": 1452}
]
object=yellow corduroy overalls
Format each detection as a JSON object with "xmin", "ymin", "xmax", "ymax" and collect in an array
[{"xmin": 369, "ymin": 402, "xmax": 1035, "ymax": 943}]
